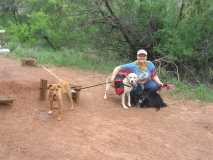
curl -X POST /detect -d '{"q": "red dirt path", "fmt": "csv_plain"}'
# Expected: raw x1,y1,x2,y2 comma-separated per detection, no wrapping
0,55,213,160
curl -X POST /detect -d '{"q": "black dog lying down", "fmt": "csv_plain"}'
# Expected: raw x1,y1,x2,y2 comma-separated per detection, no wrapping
131,89,167,110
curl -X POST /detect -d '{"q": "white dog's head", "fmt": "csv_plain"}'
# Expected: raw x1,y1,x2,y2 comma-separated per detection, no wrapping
126,73,138,86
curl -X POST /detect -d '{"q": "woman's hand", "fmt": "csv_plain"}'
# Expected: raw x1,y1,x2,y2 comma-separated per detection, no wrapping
159,82,164,87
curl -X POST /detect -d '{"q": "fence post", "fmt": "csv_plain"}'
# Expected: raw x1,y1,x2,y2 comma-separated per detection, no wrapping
40,79,48,100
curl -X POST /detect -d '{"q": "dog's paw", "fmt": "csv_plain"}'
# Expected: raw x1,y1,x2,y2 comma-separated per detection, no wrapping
104,95,108,99
69,106,74,110
48,110,53,114
122,105,129,109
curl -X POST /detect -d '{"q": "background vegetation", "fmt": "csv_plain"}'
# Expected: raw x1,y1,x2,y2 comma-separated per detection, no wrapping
0,0,213,101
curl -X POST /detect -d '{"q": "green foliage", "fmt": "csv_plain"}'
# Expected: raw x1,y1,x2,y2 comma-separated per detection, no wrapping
7,24,31,43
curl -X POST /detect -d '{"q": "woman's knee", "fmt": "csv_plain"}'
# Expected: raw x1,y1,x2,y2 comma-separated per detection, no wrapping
144,80,160,91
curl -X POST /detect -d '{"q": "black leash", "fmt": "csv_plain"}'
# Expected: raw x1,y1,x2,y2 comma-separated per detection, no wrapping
71,81,112,90
71,81,132,91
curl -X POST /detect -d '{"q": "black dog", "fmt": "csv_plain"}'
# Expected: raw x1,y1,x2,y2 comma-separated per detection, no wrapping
131,88,167,111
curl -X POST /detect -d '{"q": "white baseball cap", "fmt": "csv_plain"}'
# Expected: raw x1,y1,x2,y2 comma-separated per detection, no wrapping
137,49,148,55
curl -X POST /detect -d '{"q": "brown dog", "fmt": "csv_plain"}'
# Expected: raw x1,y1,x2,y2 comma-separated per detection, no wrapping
47,80,74,121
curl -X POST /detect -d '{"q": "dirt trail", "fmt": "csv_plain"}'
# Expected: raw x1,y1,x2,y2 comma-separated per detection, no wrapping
0,55,213,160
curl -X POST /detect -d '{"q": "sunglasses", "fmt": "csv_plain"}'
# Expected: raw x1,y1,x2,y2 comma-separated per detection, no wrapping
137,54,147,57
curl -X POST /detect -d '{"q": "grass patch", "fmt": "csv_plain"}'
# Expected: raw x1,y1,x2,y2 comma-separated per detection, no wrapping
8,45,119,73
164,79,213,102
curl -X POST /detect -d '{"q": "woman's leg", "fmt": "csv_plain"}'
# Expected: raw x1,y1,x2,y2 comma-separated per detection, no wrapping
144,80,160,91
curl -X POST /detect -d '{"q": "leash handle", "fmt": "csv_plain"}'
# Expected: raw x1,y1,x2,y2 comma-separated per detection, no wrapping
161,83,176,90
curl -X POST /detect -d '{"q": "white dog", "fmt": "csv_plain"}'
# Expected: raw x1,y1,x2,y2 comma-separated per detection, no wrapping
104,72,138,109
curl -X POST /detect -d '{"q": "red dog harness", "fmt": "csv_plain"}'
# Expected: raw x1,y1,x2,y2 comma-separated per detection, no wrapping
114,69,132,95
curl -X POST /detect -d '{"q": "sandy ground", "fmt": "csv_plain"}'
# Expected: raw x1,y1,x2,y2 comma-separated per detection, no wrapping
0,55,213,160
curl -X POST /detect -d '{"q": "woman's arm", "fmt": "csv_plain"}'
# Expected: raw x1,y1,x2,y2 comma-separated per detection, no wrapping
152,74,163,86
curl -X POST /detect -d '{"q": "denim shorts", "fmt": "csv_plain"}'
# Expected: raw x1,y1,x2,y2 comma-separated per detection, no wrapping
132,80,160,96
144,80,160,91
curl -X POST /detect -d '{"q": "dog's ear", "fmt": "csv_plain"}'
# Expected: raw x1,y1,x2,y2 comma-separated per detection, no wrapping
47,84,52,89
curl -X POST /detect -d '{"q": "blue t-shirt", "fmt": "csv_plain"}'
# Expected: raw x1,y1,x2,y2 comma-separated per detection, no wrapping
121,60,156,80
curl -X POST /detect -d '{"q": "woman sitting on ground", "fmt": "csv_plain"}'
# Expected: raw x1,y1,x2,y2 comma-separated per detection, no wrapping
111,49,163,97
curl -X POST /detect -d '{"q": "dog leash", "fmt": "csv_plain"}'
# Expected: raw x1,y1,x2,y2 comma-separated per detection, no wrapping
71,81,132,91
41,65,174,91
72,81,112,90
40,66,128,90
40,65,62,82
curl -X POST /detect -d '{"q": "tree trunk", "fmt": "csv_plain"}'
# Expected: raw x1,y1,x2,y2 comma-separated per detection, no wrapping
102,0,138,56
